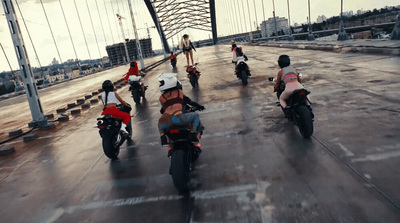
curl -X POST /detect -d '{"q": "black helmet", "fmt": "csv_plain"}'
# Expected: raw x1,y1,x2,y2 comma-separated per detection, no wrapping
183,34,189,38
102,80,114,92
235,47,243,56
278,55,290,68
130,62,135,67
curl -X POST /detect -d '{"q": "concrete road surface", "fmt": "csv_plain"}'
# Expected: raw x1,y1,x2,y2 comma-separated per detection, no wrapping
1,45,399,222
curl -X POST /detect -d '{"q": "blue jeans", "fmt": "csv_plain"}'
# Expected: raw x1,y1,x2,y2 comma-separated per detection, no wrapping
159,112,203,134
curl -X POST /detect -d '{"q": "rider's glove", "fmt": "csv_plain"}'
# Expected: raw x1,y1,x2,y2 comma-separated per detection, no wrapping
160,135,168,145
197,105,205,111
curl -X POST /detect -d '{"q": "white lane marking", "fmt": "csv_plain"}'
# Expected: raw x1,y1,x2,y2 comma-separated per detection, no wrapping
60,184,258,215
352,151,400,162
45,208,65,223
336,143,354,156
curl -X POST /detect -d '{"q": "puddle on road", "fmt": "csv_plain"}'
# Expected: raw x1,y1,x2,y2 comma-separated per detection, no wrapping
367,80,384,83
340,68,358,72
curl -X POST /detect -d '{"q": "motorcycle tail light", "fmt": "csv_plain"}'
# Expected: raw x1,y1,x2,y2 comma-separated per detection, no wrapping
98,125,105,129
299,90,306,95
170,129,179,134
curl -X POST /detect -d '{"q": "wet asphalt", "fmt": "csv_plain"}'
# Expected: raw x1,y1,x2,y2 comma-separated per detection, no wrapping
0,45,400,223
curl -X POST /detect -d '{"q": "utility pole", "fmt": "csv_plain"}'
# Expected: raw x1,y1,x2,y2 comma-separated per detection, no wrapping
127,0,145,70
307,0,315,41
272,0,278,37
337,0,349,41
117,14,130,63
2,0,53,128
287,0,294,41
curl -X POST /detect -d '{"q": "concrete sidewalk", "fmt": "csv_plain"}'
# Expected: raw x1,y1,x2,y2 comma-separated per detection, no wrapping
247,39,400,56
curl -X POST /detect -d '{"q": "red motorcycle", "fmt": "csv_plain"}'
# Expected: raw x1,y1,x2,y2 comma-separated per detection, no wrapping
186,64,201,88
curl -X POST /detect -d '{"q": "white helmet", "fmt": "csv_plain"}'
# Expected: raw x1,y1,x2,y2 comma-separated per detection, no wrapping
158,73,179,92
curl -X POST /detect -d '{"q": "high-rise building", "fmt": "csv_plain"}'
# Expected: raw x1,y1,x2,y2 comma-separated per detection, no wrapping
106,38,153,66
317,15,327,23
260,17,289,38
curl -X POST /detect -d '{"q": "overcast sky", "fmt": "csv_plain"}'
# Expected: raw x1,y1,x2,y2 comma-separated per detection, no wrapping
1,0,399,72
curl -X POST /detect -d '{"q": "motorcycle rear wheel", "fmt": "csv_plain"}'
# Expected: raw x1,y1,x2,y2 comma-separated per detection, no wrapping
102,135,120,159
296,106,314,138
132,89,140,104
190,73,197,88
241,70,248,86
170,147,191,194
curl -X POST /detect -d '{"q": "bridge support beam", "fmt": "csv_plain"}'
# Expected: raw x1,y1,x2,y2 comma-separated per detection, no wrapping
391,13,400,40
210,0,217,45
144,0,170,53
2,0,53,129
337,19,349,41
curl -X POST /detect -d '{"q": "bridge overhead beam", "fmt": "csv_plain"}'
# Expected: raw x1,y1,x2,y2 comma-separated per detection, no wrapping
210,0,217,44
149,0,216,46
144,0,170,53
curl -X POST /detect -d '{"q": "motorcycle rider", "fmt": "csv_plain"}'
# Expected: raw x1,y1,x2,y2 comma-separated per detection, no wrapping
273,55,311,117
124,61,146,92
170,52,177,63
101,80,131,136
158,73,205,149
233,46,250,76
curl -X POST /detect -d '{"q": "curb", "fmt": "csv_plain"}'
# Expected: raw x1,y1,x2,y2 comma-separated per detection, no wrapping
67,103,76,109
45,113,54,119
71,109,81,115
23,134,38,142
56,108,66,114
9,129,23,137
76,99,85,105
0,147,15,155
90,99,99,104
58,114,69,122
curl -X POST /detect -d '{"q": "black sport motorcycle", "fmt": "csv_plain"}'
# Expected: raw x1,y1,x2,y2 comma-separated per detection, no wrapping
128,76,145,104
161,105,204,194
171,58,176,68
186,64,200,88
235,56,250,86
97,104,132,159
272,76,314,138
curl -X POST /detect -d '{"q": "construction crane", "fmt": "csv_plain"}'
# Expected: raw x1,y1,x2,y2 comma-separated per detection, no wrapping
116,13,130,63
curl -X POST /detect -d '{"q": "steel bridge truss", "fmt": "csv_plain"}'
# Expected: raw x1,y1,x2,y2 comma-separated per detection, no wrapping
153,0,212,39
144,0,217,53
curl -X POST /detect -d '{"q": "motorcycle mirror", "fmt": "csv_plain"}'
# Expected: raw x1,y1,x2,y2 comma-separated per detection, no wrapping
298,73,303,77
268,77,275,82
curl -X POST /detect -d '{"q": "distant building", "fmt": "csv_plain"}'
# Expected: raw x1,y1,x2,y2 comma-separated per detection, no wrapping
51,58,59,66
260,17,289,38
106,38,153,66
317,15,327,23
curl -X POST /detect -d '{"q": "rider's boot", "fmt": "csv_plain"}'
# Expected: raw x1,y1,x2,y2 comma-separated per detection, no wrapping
120,123,130,139
284,106,292,118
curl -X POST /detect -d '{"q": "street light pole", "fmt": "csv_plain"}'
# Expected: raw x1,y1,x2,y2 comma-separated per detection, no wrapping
337,0,349,41
117,14,130,63
287,0,294,41
307,0,315,41
272,0,278,37
2,0,53,128
128,0,145,70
